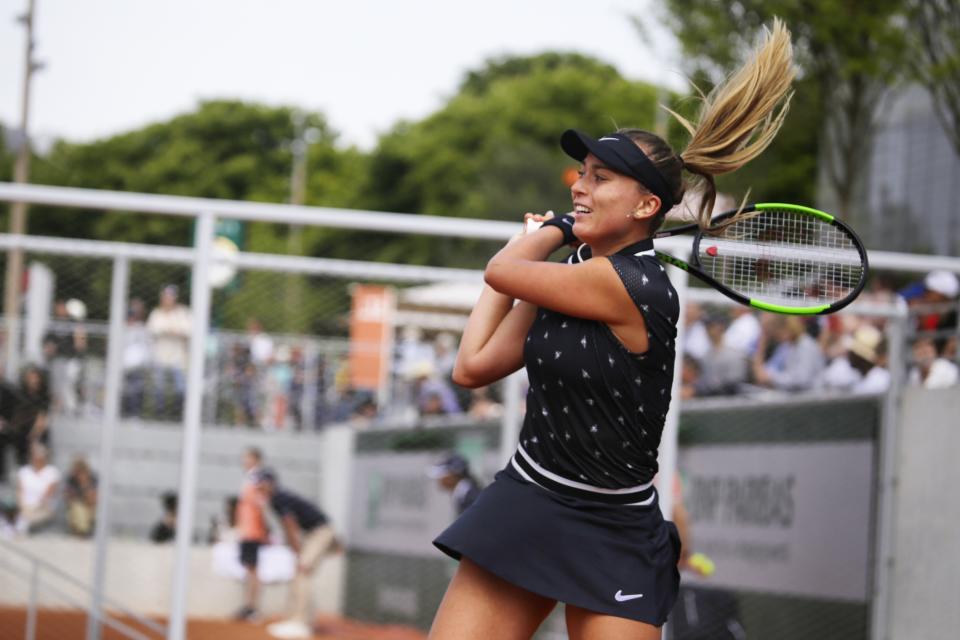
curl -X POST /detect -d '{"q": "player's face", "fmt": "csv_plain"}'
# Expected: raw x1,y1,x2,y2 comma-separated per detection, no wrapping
570,154,653,248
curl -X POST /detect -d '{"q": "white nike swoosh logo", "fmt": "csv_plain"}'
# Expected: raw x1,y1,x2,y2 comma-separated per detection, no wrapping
614,590,644,602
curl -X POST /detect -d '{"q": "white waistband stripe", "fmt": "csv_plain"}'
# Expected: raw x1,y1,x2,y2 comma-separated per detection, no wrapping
516,445,655,495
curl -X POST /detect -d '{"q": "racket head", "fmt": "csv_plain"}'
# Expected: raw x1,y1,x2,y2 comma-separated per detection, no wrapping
689,203,869,315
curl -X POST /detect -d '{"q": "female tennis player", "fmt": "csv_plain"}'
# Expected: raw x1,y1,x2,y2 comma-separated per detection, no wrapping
431,20,795,640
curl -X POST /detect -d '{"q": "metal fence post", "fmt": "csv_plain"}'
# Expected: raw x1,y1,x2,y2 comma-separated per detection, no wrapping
167,211,215,640
870,300,909,640
25,560,38,640
87,255,129,640
659,250,690,523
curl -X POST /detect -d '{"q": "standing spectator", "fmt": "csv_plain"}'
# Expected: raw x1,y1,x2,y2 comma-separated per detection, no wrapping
65,456,98,537
149,491,178,543
9,365,51,467
908,336,959,389
752,316,825,392
227,342,258,428
15,443,60,535
696,311,748,396
433,333,458,379
256,469,340,640
121,298,152,418
234,447,269,621
263,346,293,431
45,298,88,415
0,378,20,483
287,346,306,431
147,285,191,419
247,318,275,368
427,453,482,516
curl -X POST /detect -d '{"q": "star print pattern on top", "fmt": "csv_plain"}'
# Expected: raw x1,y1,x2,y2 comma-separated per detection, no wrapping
518,248,679,489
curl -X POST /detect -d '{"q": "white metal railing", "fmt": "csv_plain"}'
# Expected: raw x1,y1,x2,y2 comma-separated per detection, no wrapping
0,538,166,640
2,182,958,640
4,182,960,274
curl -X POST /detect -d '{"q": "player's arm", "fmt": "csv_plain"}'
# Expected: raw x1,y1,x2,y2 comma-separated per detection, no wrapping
485,227,644,329
452,222,554,389
452,282,537,388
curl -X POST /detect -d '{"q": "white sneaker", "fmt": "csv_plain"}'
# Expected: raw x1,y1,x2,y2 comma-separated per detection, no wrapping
267,619,311,639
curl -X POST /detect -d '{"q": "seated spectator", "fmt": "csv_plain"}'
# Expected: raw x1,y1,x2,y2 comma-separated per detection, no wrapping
908,336,959,389
412,363,462,416
901,270,959,333
846,325,891,394
208,495,239,545
149,491,178,543
683,303,710,363
724,307,761,356
467,386,503,421
695,310,748,396
15,443,61,535
65,456,98,537
752,316,824,392
680,355,701,400
821,329,862,392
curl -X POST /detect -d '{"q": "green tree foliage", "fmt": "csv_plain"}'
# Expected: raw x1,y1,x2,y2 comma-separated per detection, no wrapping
356,52,677,267
32,100,365,246
647,1,907,218
21,101,368,334
906,0,960,155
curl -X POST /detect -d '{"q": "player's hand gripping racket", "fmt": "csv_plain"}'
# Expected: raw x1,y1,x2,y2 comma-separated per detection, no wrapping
533,203,869,315
652,203,868,315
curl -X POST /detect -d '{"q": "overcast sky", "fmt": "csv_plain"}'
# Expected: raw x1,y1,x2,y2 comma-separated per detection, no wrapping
0,0,683,150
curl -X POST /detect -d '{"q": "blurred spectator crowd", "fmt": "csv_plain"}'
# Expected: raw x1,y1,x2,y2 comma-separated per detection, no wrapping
0,271,956,542
0,270,956,446
681,270,959,399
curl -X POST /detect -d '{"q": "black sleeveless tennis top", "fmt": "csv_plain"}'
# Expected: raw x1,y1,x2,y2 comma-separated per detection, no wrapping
517,239,679,488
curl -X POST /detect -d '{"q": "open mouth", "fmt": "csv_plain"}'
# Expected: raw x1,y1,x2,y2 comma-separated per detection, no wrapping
573,204,592,218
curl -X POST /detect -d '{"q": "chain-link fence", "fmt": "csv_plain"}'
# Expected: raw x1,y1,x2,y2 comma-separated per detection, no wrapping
1,183,958,640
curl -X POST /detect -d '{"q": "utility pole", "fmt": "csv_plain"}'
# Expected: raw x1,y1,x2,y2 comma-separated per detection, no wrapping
285,112,319,330
3,0,43,380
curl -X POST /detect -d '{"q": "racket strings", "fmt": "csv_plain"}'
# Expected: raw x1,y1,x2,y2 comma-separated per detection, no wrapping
698,209,863,307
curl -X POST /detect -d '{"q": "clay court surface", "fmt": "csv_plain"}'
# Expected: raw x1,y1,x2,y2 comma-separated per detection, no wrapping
0,607,427,640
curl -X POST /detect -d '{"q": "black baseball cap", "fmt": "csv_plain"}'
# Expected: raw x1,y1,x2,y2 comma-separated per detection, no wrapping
426,453,469,479
560,129,675,213
252,467,278,485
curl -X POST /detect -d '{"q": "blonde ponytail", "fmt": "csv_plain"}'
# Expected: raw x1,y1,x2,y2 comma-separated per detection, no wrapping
667,18,796,230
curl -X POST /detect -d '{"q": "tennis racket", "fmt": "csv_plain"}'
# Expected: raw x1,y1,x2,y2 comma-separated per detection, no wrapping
649,203,868,315
535,203,868,315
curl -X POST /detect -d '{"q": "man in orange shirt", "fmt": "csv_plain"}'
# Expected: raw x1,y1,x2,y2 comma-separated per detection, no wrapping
234,446,269,621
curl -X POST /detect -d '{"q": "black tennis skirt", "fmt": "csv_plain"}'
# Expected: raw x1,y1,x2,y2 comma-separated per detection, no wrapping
433,457,681,626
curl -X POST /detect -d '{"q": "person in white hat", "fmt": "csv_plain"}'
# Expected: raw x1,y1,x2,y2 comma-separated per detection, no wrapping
845,325,891,394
